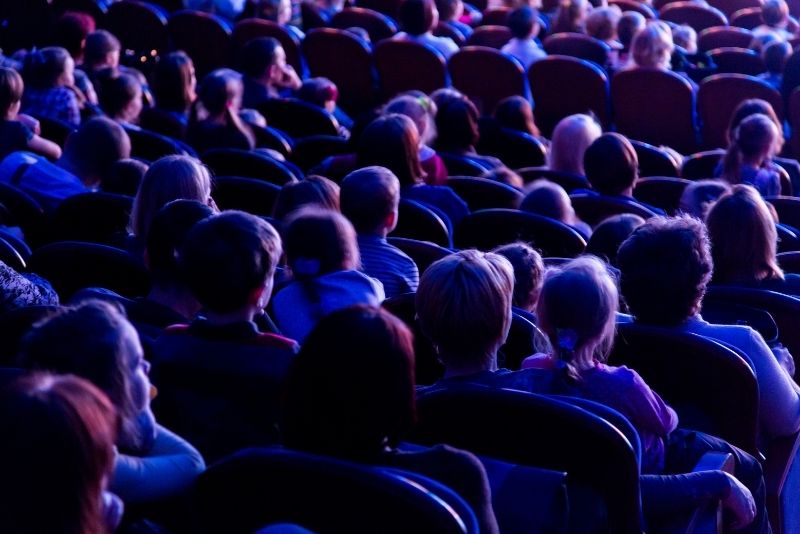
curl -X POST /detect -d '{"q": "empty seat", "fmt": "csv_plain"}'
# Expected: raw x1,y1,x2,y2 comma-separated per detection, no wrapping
659,1,728,32
698,26,754,52
168,10,232,76
465,25,512,49
107,1,169,57
330,7,398,42
374,40,449,100
448,47,527,115
232,18,303,73
446,177,523,211
202,149,300,185
730,7,763,29
542,32,611,68
708,47,766,76
257,98,340,138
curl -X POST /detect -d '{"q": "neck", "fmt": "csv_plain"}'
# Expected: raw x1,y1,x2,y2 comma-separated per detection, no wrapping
146,285,201,320
203,306,258,326
441,351,498,379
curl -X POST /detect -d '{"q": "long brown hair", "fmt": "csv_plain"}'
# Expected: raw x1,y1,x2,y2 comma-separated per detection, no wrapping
721,113,779,185
357,114,425,187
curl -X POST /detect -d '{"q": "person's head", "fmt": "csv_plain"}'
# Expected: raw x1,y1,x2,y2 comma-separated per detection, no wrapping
585,213,645,266
153,51,196,113
482,166,524,189
130,155,213,237
679,179,731,220
722,113,780,184
180,210,283,314
583,132,638,196
707,184,782,284
341,166,401,236
417,250,514,371
22,46,75,89
537,256,618,374
272,175,341,221
617,215,713,325
145,199,215,289
631,20,674,70
750,30,780,55
762,0,790,28
53,11,96,60
494,95,539,137
508,6,540,40
258,0,293,24
435,0,464,22
84,30,121,70
240,37,284,83
548,113,602,176
197,68,244,115
63,117,131,186
618,11,646,50
433,92,480,154
104,158,149,197
297,77,339,113
358,114,425,187
284,207,360,279
586,6,621,43
0,67,24,120
726,98,784,147
98,71,143,123
399,0,439,36
553,0,589,33
672,24,697,54
492,242,545,312
520,180,578,225
282,305,416,459
0,373,117,534
763,40,791,75
18,300,150,444
385,94,437,148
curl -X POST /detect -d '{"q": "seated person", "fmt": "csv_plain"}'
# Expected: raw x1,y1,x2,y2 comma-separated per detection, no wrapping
0,67,61,160
96,71,144,127
81,30,121,86
0,260,59,314
584,213,645,267
547,113,601,177
186,0,246,20
187,69,256,154
240,37,301,109
435,0,473,39
501,7,546,69
678,179,730,219
395,0,459,59
615,11,645,68
21,47,82,126
384,93,447,185
671,24,714,74
759,40,792,91
272,174,340,222
0,117,130,211
341,166,420,298
145,51,196,139
297,77,352,135
521,180,592,238
492,242,544,322
52,12,98,106
753,0,795,41
152,211,297,462
718,114,782,197
494,95,542,138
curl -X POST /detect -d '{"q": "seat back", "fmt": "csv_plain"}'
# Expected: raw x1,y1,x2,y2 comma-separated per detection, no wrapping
356,0,405,19
52,192,133,246
139,108,186,140
465,25,512,49
611,68,698,154
437,152,490,177
454,208,587,257
168,10,232,76
414,387,644,534
212,176,281,217
449,47,527,115
570,193,658,226
195,447,478,534
708,47,766,76
730,7,763,29
542,32,611,68
611,323,760,454
125,126,194,161
0,235,25,272
698,26,754,52
381,292,444,385
659,1,728,31
515,167,591,192
435,21,467,46
698,74,783,149
386,237,451,275
476,121,547,169
481,7,512,25
633,177,691,215
290,135,351,172
446,177,523,211
0,305,61,366
107,1,169,57
232,18,303,73
257,98,339,138
766,196,800,231
608,0,657,18
374,40,449,100
51,0,107,22
390,199,451,247
707,0,761,17
630,139,681,177
202,149,299,185
681,149,725,180
0,183,46,246
788,88,800,158
331,7,398,41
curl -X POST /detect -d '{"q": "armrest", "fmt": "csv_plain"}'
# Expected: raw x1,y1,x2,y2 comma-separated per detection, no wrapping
764,430,800,534
693,452,735,475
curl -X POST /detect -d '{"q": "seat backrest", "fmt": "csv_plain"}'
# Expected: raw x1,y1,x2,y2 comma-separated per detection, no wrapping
570,193,658,226
300,0,328,30
475,120,547,169
0,305,61,366
290,135,351,172
434,21,467,46
0,183,46,245
481,7,512,25
515,167,591,192
413,387,644,534
766,196,800,233
465,25,512,49
139,108,186,141
528,55,611,136
232,18,303,73
374,40,448,101
437,152,491,177
608,0,657,18
707,0,761,17
659,1,728,31
454,208,587,257
125,126,194,161
730,7,763,29
633,177,691,215
331,7,398,42
391,198,451,247
107,1,169,57
707,47,766,76
681,149,725,180
542,32,611,68
52,0,107,22
386,237,452,274
212,176,281,217
446,176,523,211
52,192,133,246
698,74,783,149
448,47,527,115
611,68,698,154
257,98,340,138
196,447,478,534
302,28,377,114
168,10,232,76
0,235,25,272
630,139,681,177
202,148,300,185
356,0,405,19
778,250,800,274
698,26,754,52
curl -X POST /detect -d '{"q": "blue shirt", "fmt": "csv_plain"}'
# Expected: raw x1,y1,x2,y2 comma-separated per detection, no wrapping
0,151,89,211
357,235,419,298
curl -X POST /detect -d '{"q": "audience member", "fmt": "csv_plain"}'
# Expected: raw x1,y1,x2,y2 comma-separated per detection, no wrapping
616,11,645,67
297,77,352,134
760,40,792,91
52,11,98,105
585,213,645,266
97,71,144,126
492,242,544,320
240,37,301,109
551,0,589,34
186,0,246,20
395,0,459,59
678,179,730,219
494,95,541,138
144,51,196,138
82,30,121,83
103,158,149,197
435,0,473,38
585,6,622,50
628,20,675,71
754,0,795,41
719,113,782,196
188,68,256,153
0,67,61,160
501,7,546,68
520,179,592,238
547,113,601,176
432,89,503,171
482,166,524,188
385,93,447,185
21,47,82,126
272,175,340,221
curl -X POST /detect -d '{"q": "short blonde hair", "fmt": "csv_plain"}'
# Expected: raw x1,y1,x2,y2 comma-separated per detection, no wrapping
631,21,674,70
586,6,621,42
417,250,514,367
548,114,602,176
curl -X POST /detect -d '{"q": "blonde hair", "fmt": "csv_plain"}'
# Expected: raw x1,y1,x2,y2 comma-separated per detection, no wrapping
586,6,621,43
548,114,602,176
130,155,213,237
631,21,674,70
385,94,437,147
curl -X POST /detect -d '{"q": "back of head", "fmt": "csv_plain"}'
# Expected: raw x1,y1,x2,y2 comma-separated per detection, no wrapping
617,215,712,325
417,250,514,368
22,46,72,89
548,113,601,176
672,25,697,54
341,166,401,235
146,199,215,287
520,180,573,223
764,40,792,75
273,175,341,221
436,0,462,21
240,37,281,80
618,11,645,50
586,6,621,42
97,71,141,119
196,68,243,115
0,67,24,117
583,132,638,195
180,210,282,314
284,207,360,278
131,155,212,237
0,373,116,534
399,0,437,36
84,30,120,69
585,213,645,266
297,77,338,108
385,94,435,147
726,98,783,146
358,114,424,187
631,20,674,69
537,256,618,373
553,0,588,33
104,158,149,197
53,11,96,59
763,0,789,26
64,117,131,186
434,93,480,153
282,305,416,460
706,184,782,284
494,95,538,137
508,6,537,39
678,179,731,219
153,51,196,113
723,113,779,182
492,242,545,311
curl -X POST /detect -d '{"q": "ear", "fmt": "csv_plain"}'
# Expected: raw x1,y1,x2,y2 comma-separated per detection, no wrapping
248,285,265,308
385,210,398,233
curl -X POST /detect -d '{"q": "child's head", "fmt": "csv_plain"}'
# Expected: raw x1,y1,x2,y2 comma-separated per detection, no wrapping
104,158,149,197
341,166,401,236
725,113,780,174
482,166,524,189
726,98,784,148
679,179,731,220
197,68,244,115
399,0,439,36
180,211,283,314
672,24,697,54
762,0,790,28
63,117,131,186
385,94,437,147
435,0,464,23
492,242,545,312
272,175,341,221
22,47,75,89
554,0,590,33
763,40,792,75
53,11,96,60
586,6,621,43
284,207,360,278
98,71,143,123
358,114,425,187
240,37,284,82
494,95,539,137
154,51,196,113
548,113,602,176
537,256,618,373
617,11,646,51
520,180,578,224
297,77,339,113
84,30,121,70
433,91,480,153
585,213,645,266
258,0,293,24
631,20,674,70
508,6,540,40
0,67,24,119
584,132,639,196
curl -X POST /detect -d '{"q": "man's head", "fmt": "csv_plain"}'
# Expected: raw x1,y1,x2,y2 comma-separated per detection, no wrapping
240,37,285,85
63,117,131,186
583,132,638,196
341,166,401,236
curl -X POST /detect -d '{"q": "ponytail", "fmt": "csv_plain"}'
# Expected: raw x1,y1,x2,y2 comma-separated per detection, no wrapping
721,137,744,185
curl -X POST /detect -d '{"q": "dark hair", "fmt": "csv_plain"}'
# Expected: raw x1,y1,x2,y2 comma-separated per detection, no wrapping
399,0,438,36
104,158,149,196
84,30,120,69
273,175,341,221
493,242,545,311
494,95,540,137
297,77,339,108
721,114,779,186
341,166,400,234
191,68,255,149
358,114,425,187
435,0,462,21
508,6,538,39
583,132,638,195
520,180,573,223
585,213,646,267
617,215,712,325
282,305,416,460
180,211,282,313
284,207,360,278
154,51,196,113
146,199,215,286
618,11,645,49
53,12,96,59
434,93,480,153
726,98,784,145
0,373,116,534
0,67,24,116
240,37,281,79
22,47,72,89
97,70,141,119
764,40,791,75
65,117,131,184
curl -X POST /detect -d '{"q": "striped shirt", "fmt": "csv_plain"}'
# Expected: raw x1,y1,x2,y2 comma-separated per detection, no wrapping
358,235,419,298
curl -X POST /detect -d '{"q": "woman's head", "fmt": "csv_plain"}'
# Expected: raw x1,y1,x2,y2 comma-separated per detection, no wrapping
707,184,782,284
272,175,341,221
399,0,439,36
584,132,639,196
492,242,545,312
284,207,360,278
586,6,621,43
197,68,244,116
98,71,143,123
131,155,213,237
726,99,784,150
0,67,24,119
258,0,293,24
723,113,780,183
358,114,425,187
433,91,481,154
553,0,589,33
618,11,645,50
385,94,437,147
0,373,117,534
494,95,539,137
631,20,674,70
417,250,514,370
22,47,75,89
154,51,196,113
282,305,416,459
548,114,602,175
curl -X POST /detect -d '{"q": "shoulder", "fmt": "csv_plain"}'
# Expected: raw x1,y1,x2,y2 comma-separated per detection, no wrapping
521,353,556,369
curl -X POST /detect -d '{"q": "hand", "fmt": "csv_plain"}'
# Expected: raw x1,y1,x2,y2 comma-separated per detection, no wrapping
723,473,756,531
773,344,796,377
17,114,40,135
279,65,301,91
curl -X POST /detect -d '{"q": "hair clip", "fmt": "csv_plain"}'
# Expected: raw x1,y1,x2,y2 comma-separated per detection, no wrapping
556,328,578,351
